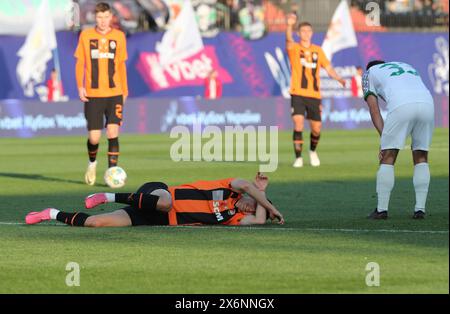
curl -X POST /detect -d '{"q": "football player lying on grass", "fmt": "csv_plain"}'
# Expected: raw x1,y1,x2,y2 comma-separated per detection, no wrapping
25,173,284,227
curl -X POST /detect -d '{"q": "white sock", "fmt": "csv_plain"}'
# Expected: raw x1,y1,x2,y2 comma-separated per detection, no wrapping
49,208,60,220
376,164,395,212
105,193,115,203
413,163,430,212
89,160,97,166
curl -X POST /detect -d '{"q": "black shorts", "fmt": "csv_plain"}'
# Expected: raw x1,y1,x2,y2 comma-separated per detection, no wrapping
84,95,123,131
122,182,170,226
291,95,322,121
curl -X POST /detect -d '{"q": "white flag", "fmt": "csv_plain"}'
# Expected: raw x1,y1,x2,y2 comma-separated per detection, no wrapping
156,0,203,67
16,0,57,97
321,0,358,61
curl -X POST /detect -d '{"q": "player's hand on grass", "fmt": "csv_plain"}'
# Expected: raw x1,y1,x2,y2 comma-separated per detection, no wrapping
287,13,297,26
78,87,89,102
265,203,284,224
253,172,269,191
270,208,285,225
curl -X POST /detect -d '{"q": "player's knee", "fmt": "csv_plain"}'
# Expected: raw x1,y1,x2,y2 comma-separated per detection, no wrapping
413,150,428,164
380,157,395,165
293,122,304,131
310,126,321,136
311,130,321,137
152,189,172,212
380,149,398,165
106,126,119,138
107,131,118,139
88,137,100,145
158,199,172,212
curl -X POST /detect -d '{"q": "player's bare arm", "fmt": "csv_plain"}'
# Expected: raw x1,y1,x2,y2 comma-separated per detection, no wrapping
238,173,273,225
365,94,384,136
119,60,128,103
118,32,128,103
239,195,269,225
325,64,346,87
286,13,297,45
75,45,88,102
231,177,284,224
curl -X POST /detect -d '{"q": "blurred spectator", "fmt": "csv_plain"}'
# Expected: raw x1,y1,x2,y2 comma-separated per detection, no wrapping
351,66,364,98
386,0,413,13
218,0,241,29
204,69,222,99
136,0,170,31
46,69,64,102
263,0,299,32
238,0,266,40
74,0,448,32
111,1,138,30
352,0,447,28
194,0,220,38
79,0,140,33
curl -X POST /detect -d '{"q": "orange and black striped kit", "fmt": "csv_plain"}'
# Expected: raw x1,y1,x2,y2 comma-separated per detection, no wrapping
287,43,330,99
168,178,246,226
74,28,128,98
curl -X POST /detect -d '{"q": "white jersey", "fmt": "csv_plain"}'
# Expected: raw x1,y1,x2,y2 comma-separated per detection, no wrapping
362,61,433,113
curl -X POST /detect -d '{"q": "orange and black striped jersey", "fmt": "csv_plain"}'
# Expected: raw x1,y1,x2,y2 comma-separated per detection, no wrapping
167,178,246,226
74,28,128,98
287,42,330,99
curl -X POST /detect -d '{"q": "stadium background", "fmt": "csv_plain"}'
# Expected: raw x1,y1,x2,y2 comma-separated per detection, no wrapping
0,0,448,137
0,0,448,294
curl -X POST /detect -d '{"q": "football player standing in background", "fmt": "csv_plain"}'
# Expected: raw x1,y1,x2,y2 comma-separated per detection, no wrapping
286,13,345,168
363,60,434,220
75,2,128,185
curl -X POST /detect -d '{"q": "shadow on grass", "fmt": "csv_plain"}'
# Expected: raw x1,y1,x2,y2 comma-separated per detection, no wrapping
0,172,108,187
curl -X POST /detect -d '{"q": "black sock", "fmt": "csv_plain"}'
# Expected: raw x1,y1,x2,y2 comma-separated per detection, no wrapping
293,131,303,158
56,212,90,227
310,133,321,151
87,140,99,162
115,193,159,211
108,137,119,168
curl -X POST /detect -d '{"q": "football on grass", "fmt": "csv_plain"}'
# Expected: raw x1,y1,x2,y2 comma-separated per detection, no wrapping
104,166,127,188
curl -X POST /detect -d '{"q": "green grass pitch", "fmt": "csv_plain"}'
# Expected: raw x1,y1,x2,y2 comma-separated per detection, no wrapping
0,128,448,293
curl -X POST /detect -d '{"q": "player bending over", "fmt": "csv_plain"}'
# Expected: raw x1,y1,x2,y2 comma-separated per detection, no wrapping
363,60,434,220
25,173,284,227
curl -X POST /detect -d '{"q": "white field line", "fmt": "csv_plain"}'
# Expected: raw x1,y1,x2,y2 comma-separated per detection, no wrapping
0,221,448,234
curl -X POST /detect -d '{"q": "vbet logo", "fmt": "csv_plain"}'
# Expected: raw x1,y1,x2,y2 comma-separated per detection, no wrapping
137,46,233,91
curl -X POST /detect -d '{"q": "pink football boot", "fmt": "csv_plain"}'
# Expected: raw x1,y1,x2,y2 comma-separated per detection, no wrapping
25,208,52,225
85,193,108,209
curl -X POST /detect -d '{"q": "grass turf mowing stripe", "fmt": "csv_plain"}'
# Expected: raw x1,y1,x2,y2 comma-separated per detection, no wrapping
2,222,447,234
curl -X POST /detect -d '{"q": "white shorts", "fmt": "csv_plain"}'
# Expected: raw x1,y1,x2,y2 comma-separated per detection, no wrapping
381,102,434,151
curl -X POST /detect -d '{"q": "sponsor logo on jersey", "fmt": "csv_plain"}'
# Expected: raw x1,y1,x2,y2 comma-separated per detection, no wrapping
212,201,224,221
91,50,115,59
